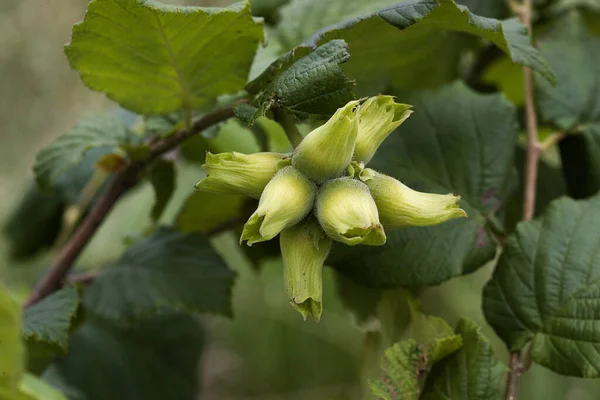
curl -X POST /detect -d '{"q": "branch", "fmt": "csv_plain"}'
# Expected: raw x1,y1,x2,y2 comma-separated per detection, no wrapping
23,105,237,308
506,352,524,400
66,270,99,286
506,0,537,398
540,130,567,152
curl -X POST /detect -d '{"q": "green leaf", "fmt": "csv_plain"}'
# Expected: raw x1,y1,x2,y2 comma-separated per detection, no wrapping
0,287,37,400
181,118,263,163
483,194,600,377
3,184,64,261
84,227,236,323
535,13,600,197
330,82,517,287
370,309,462,400
19,374,67,400
65,0,262,114
33,114,131,190
424,318,506,400
54,313,204,400
536,13,599,129
176,191,246,234
454,0,508,18
148,159,176,222
370,340,427,400
0,286,24,390
245,39,356,123
482,56,525,106
277,0,508,51
22,286,80,352
276,0,399,49
278,0,554,94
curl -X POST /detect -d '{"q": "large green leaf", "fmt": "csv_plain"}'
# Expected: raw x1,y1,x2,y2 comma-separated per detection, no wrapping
277,0,553,94
0,287,36,400
19,374,67,400
33,114,131,190
84,227,235,324
242,39,355,123
483,194,600,377
424,318,506,400
276,0,400,49
22,286,80,352
535,13,600,197
454,0,508,18
0,286,24,390
54,314,204,400
330,82,517,287
536,12,599,129
65,0,262,114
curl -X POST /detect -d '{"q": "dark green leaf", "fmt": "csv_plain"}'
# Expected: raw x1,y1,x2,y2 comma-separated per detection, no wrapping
455,0,508,18
65,0,263,114
246,39,355,123
276,0,399,49
246,45,311,95
330,82,517,287
424,318,506,400
536,13,599,129
3,184,64,261
278,0,554,94
84,227,236,324
148,159,176,222
483,194,600,377
22,286,80,352
54,314,204,400
535,13,600,197
33,114,131,191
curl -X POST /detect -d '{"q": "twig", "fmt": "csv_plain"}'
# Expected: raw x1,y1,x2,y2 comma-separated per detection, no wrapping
519,0,539,222
540,130,567,152
23,105,238,308
54,170,109,249
506,352,524,400
506,0,537,398
66,270,99,286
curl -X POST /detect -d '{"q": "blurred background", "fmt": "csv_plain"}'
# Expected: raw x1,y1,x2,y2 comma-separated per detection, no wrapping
1,0,600,399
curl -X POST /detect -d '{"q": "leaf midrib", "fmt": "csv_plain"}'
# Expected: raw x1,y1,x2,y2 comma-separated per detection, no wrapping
152,13,191,112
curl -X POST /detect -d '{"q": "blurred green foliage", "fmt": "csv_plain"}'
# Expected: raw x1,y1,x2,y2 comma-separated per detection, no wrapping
2,0,600,399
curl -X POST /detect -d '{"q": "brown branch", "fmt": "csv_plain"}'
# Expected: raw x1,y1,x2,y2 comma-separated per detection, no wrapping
506,0,537,398
506,352,524,400
23,105,237,308
522,64,541,221
66,270,99,286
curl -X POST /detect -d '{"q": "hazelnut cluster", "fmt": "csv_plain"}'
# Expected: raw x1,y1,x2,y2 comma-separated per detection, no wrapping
196,96,466,321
